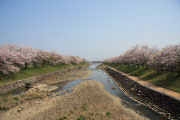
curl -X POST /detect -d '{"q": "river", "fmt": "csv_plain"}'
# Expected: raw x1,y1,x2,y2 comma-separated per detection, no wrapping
2,63,166,120
53,63,166,120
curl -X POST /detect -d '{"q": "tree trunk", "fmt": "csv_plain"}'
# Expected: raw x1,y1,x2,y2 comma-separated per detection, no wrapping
42,59,46,67
25,62,28,69
170,66,173,72
33,62,38,68
145,65,148,69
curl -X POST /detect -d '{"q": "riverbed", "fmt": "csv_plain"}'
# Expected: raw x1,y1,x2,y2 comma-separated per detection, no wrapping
53,63,165,120
0,63,166,120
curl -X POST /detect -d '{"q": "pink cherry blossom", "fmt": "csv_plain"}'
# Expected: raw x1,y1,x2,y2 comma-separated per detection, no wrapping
0,45,87,75
104,44,180,71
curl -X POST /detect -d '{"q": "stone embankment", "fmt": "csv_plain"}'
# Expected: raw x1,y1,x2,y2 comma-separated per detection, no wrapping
104,66,180,120
0,66,84,95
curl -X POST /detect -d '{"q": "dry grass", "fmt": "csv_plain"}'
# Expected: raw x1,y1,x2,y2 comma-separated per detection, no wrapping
1,80,147,120
0,92,47,110
38,69,92,85
0,67,92,112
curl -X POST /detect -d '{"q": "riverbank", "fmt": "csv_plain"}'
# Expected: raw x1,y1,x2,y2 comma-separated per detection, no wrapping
0,67,92,110
105,63,180,93
0,80,147,120
102,64,180,119
0,63,89,84
0,63,90,95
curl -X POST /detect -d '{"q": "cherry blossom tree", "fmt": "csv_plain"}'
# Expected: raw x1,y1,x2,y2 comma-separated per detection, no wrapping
160,45,180,71
103,44,180,72
0,45,21,74
0,45,87,75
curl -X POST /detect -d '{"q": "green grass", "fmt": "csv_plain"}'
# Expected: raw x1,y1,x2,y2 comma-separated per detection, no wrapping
0,63,89,84
77,116,86,120
106,112,112,117
1,97,8,103
70,110,74,114
59,116,67,120
81,103,88,111
106,63,180,93
13,97,19,101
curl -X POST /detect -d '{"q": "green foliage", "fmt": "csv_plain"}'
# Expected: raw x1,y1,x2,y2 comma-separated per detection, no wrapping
77,116,86,120
106,112,111,117
82,103,88,111
1,97,8,103
13,97,19,101
107,64,180,93
0,63,88,84
89,113,94,116
70,110,74,114
105,63,120,68
59,116,67,120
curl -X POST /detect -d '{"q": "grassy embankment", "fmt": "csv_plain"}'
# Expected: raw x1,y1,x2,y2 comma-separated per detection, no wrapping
0,63,89,84
0,63,90,110
105,63,180,93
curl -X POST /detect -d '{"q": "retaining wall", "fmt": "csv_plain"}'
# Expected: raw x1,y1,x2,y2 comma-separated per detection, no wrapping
105,67,180,119
0,67,81,95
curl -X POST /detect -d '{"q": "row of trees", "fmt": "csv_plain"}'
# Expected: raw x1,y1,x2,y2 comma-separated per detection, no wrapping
0,45,87,75
104,44,180,71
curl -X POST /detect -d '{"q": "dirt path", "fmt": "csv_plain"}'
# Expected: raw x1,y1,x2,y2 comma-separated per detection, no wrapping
0,80,147,120
104,65,180,99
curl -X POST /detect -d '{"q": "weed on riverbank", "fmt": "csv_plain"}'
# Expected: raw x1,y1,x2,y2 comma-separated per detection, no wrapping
105,63,180,93
0,92,47,110
0,63,89,84
1,80,147,120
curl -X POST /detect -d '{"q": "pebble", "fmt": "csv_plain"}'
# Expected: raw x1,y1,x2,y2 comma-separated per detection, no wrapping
136,111,141,114
107,80,111,82
111,86,117,90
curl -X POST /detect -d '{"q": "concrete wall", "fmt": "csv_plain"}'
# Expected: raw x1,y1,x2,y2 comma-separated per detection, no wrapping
105,67,180,119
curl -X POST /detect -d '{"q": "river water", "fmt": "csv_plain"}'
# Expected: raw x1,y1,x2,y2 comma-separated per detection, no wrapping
53,63,166,120
3,63,166,120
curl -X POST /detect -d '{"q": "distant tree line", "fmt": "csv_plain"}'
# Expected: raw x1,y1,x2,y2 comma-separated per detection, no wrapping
0,45,87,75
104,44,180,72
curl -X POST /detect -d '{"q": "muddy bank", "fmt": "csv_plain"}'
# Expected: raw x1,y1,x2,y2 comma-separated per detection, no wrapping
0,68,91,110
0,80,147,120
0,65,90,95
0,63,167,120
103,65,180,119
38,69,92,85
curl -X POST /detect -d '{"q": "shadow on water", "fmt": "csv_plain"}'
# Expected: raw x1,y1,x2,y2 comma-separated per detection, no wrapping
53,63,166,120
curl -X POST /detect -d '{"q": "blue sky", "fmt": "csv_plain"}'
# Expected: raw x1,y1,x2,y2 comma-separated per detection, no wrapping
0,0,180,61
